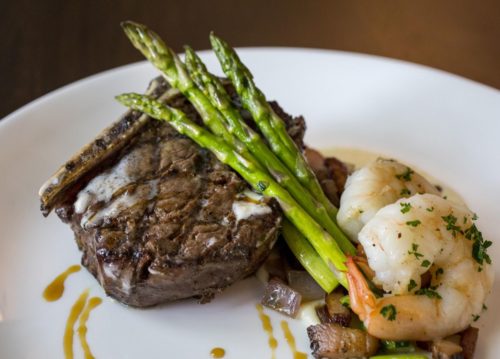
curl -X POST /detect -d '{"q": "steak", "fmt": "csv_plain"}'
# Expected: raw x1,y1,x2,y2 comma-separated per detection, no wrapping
39,76,307,307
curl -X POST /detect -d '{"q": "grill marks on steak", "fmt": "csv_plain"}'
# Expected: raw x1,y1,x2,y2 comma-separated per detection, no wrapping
48,77,307,307
66,120,280,306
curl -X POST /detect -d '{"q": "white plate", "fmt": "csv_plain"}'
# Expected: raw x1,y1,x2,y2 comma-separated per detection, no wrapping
1,48,499,359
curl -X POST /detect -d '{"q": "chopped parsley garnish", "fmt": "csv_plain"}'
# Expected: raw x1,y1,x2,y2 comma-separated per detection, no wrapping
421,259,431,268
465,223,492,266
358,209,364,214
472,314,480,322
474,238,492,265
483,304,488,311
400,188,411,196
406,220,421,227
380,304,397,321
426,207,434,212
407,279,417,292
256,181,268,192
415,288,442,299
435,267,444,277
408,243,424,259
400,202,412,214
472,213,479,221
441,214,461,237
443,195,448,200
396,167,414,182
381,340,411,351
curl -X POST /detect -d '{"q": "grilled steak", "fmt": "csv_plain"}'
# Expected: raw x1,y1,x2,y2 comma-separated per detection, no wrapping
39,76,307,307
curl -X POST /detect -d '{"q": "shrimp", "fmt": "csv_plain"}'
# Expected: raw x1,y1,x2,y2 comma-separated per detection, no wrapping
347,194,494,340
337,158,440,242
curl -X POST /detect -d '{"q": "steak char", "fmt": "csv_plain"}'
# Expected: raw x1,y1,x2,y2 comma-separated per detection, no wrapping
40,77,307,307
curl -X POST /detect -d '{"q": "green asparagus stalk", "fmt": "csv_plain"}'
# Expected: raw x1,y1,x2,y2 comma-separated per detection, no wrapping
209,33,341,222
184,46,355,255
121,21,262,171
116,93,349,288
121,21,354,255
282,219,338,292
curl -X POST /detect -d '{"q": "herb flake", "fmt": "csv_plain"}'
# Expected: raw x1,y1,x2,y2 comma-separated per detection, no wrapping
421,259,431,268
256,181,268,192
406,220,421,227
407,279,417,292
408,243,424,260
396,167,414,182
400,202,412,214
441,214,461,237
400,188,411,196
415,288,442,299
465,224,492,265
380,304,397,321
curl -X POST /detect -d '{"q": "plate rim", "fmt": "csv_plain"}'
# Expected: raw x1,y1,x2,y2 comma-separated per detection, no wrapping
2,46,499,130
1,46,499,358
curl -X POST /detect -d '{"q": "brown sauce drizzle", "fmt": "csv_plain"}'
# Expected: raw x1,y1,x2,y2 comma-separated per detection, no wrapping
78,297,103,359
280,320,307,359
256,304,278,359
210,347,226,358
43,265,81,302
64,289,89,359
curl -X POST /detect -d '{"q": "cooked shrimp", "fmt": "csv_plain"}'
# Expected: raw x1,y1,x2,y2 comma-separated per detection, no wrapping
347,194,493,340
337,158,439,242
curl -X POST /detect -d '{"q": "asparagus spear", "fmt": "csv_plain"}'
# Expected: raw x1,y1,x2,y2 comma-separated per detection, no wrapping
121,21,353,254
209,33,353,251
282,219,338,292
116,93,349,288
121,21,261,170
184,46,355,255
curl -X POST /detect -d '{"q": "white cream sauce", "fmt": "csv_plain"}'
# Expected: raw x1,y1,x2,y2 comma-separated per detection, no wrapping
74,150,147,215
232,201,272,221
80,179,158,228
232,190,272,221
297,300,323,327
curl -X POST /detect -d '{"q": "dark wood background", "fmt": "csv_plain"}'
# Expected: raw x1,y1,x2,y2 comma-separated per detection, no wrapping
2,0,499,119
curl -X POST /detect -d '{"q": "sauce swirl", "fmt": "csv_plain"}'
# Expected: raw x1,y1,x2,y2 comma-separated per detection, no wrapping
64,289,89,359
210,347,226,358
43,265,81,302
256,304,278,359
280,320,307,359
78,297,103,359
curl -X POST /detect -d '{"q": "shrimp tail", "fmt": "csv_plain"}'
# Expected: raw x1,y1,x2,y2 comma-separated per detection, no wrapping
346,256,376,322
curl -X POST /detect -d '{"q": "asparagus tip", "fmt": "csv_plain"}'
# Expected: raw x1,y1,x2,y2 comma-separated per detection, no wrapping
115,93,135,107
209,32,221,48
184,45,195,59
116,92,151,110
120,20,133,29
120,20,144,35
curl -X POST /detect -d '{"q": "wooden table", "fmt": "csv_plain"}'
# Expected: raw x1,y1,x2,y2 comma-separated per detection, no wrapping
1,0,499,119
